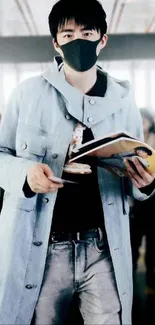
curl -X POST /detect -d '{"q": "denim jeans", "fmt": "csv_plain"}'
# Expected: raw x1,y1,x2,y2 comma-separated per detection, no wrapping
33,233,121,325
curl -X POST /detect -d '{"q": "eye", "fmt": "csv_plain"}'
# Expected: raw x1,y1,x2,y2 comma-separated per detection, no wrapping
83,32,93,37
63,34,73,39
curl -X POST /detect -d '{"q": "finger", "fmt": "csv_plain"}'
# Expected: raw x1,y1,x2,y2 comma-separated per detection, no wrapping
127,170,144,187
35,172,52,188
132,158,153,182
31,176,64,191
128,170,147,187
128,173,141,189
34,172,56,190
49,183,64,190
31,186,50,194
42,164,54,178
124,159,145,184
38,180,63,191
124,158,153,185
32,183,63,193
37,173,64,190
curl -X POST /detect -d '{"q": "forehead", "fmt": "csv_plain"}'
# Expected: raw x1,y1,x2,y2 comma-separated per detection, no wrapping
57,19,97,32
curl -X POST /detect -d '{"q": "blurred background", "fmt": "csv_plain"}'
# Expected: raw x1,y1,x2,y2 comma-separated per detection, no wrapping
0,1,155,324
1,0,155,113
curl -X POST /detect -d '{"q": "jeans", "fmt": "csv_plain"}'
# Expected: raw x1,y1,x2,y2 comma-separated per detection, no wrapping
32,233,121,325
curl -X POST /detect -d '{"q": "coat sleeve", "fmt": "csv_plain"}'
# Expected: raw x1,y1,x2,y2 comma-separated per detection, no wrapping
125,89,155,200
0,86,36,197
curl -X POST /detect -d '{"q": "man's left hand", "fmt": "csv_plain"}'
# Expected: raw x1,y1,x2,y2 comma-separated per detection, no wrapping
124,157,155,189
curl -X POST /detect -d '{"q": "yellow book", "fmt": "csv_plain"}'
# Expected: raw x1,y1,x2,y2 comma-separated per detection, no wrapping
69,131,155,177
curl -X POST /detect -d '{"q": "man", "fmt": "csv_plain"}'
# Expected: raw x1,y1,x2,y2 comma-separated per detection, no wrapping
0,113,4,213
130,109,155,292
0,1,155,324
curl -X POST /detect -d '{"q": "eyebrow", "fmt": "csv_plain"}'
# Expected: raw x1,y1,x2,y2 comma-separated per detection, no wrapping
60,27,94,33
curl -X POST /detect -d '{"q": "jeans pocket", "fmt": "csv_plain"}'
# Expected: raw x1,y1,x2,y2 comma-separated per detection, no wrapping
50,241,70,250
46,244,53,258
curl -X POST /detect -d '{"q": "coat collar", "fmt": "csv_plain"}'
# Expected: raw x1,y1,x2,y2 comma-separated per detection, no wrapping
42,56,131,123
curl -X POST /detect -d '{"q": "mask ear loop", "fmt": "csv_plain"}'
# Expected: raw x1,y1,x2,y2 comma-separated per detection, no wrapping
96,37,102,70
95,36,103,60
53,39,64,71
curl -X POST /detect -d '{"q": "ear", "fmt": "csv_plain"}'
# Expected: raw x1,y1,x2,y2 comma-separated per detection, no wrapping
52,39,63,56
53,38,59,51
100,34,108,48
96,34,108,56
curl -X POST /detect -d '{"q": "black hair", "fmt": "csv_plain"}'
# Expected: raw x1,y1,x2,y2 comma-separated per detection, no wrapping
135,146,152,156
140,108,155,133
48,0,107,41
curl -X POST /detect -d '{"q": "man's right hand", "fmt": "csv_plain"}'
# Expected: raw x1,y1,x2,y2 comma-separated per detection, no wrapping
27,163,63,194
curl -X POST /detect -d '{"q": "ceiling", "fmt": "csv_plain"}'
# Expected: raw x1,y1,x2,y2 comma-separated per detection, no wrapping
0,0,155,37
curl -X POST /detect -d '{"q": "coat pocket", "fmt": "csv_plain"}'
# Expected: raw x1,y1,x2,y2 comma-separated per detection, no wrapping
16,123,47,162
3,192,36,212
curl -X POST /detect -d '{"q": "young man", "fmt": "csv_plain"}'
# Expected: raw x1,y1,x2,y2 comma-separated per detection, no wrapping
130,109,155,292
0,113,4,213
0,1,155,324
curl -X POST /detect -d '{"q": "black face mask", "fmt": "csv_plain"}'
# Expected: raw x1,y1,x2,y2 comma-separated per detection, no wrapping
59,38,101,72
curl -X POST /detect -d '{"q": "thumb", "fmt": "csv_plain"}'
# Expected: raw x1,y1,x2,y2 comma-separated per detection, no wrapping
42,164,54,178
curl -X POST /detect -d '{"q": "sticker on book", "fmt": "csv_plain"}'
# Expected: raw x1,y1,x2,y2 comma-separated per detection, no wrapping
64,123,92,174
68,123,86,158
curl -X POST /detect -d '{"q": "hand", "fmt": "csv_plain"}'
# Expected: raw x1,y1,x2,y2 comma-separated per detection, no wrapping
124,157,155,189
27,163,63,194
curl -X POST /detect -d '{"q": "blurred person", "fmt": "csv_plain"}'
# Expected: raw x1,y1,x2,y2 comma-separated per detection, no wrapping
0,187,4,213
130,108,155,292
142,108,155,147
0,113,4,212
0,1,155,325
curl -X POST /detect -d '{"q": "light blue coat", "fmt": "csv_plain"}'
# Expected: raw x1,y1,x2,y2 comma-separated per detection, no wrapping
0,58,151,325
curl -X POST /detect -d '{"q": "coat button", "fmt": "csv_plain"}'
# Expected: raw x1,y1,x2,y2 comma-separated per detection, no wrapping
87,117,93,123
65,114,71,120
25,284,34,290
52,154,58,159
89,99,96,105
33,241,43,246
21,143,27,150
42,198,49,204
